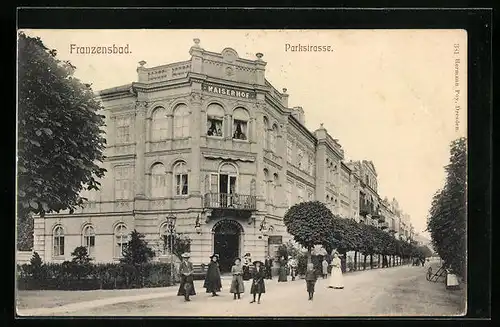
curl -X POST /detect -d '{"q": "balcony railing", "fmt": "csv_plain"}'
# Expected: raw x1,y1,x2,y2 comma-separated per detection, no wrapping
203,193,257,211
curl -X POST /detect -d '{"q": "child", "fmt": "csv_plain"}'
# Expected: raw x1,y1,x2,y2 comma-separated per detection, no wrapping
230,258,245,300
250,260,266,304
305,262,317,300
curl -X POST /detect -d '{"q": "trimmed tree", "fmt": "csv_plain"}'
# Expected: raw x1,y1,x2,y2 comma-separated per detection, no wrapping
427,137,467,277
17,32,106,229
163,233,192,261
121,230,155,266
284,201,334,263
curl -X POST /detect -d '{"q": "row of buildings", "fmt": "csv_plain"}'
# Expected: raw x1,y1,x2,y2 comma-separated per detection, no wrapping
32,39,415,273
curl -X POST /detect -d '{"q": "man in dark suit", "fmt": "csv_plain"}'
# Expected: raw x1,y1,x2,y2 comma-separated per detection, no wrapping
264,255,273,279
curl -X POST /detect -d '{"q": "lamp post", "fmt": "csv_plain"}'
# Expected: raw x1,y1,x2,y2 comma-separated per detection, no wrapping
166,214,177,285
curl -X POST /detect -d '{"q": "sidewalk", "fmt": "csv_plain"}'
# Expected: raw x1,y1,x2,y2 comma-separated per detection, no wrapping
17,265,413,316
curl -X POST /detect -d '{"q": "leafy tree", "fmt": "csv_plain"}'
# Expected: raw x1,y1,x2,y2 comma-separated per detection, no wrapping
30,251,43,268
17,32,107,221
28,252,44,280
162,233,191,261
427,137,466,277
284,201,334,262
121,230,155,266
17,212,34,251
71,246,92,265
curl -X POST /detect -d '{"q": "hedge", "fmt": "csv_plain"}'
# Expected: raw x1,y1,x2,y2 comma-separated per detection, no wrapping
17,261,173,290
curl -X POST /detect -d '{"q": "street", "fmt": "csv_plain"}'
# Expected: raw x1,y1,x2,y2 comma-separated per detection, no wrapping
17,263,465,317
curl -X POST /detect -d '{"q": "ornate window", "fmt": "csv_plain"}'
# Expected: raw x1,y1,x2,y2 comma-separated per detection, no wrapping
151,107,168,141
286,181,293,207
272,173,279,205
115,116,131,144
286,139,293,163
173,161,189,195
297,184,305,204
269,124,278,153
151,163,166,198
263,169,269,202
114,223,128,258
173,104,190,138
114,166,131,200
206,103,224,137
297,147,304,169
53,225,65,257
232,108,249,140
263,117,269,149
82,225,96,256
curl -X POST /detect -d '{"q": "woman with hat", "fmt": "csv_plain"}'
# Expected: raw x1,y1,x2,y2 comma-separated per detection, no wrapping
230,257,245,300
328,250,344,289
177,253,196,301
203,254,222,297
250,260,266,304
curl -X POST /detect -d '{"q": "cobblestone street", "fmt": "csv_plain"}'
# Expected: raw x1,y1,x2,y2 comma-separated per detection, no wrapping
17,264,465,317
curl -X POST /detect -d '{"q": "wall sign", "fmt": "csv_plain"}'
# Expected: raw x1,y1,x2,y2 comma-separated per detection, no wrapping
268,236,283,244
202,83,256,99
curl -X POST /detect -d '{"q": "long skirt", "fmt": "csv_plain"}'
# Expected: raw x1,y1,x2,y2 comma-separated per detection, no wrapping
306,280,316,293
203,276,222,293
250,280,266,294
177,275,196,296
242,266,251,281
230,275,245,294
278,266,287,282
328,266,344,288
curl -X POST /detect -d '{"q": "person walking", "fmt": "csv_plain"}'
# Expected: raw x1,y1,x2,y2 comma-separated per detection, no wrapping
177,253,196,301
230,257,245,300
289,257,298,281
203,254,222,297
328,251,344,289
242,253,252,281
250,260,266,304
322,258,329,279
305,262,318,300
264,255,273,280
278,256,288,282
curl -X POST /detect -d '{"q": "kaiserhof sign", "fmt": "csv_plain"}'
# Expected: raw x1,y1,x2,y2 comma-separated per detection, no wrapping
202,83,257,99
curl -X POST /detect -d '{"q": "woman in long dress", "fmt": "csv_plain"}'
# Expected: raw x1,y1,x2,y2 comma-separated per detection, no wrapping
203,254,222,297
278,256,288,282
230,258,245,300
328,251,344,289
177,253,196,301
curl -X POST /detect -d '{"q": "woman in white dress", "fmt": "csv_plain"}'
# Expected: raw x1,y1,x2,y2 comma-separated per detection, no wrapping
328,251,344,289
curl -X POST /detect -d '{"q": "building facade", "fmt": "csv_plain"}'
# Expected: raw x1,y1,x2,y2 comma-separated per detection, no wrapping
33,39,413,271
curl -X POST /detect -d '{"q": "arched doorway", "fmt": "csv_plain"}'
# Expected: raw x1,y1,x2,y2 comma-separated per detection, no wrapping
213,219,243,273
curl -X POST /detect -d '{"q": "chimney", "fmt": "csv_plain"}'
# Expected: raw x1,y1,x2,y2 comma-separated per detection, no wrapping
292,106,305,125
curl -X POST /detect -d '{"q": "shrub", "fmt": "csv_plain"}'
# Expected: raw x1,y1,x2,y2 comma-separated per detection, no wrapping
16,261,173,290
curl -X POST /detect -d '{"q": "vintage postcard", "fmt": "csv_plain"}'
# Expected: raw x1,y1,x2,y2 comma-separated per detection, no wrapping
16,29,467,317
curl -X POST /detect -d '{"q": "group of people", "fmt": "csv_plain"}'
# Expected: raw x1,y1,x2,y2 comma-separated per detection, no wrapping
176,250,344,303
177,253,266,303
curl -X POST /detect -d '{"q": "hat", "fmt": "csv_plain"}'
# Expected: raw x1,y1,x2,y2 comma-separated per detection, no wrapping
234,257,241,262
181,253,190,258
253,260,263,266
210,254,219,260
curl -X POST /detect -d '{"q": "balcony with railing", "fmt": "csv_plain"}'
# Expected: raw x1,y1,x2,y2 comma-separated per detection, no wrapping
203,193,257,211
359,200,371,217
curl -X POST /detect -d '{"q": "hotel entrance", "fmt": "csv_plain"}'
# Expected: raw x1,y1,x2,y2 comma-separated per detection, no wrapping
213,219,243,273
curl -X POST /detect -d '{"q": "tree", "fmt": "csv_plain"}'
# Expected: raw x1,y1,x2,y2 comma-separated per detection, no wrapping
427,137,466,277
17,32,107,221
71,246,92,265
162,233,191,261
17,212,34,251
284,201,334,263
121,230,155,266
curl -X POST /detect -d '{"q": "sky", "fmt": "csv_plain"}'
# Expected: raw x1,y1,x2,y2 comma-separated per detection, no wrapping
20,29,468,238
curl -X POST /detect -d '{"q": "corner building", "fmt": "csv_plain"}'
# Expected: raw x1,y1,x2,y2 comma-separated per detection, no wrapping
34,39,410,272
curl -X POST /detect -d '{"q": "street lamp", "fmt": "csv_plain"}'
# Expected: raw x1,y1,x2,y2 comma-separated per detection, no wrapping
166,214,177,284
194,214,202,234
